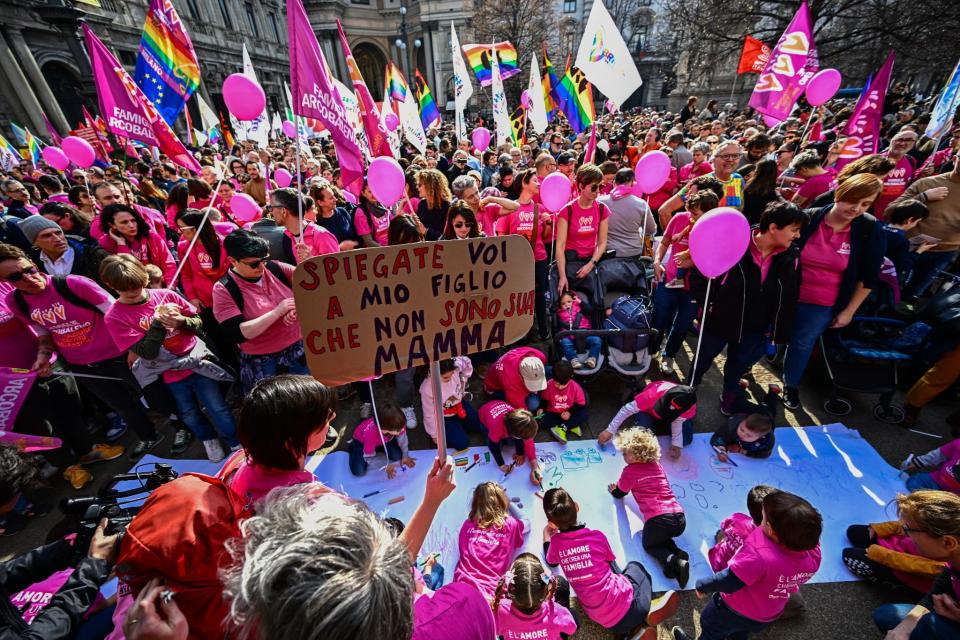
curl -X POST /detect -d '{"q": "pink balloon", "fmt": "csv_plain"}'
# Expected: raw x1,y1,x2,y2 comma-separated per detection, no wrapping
274,168,293,188
688,207,751,278
471,127,491,151
384,113,400,132
222,73,266,120
342,190,358,205
633,151,672,194
762,114,781,128
127,176,140,188
367,156,405,207
230,193,262,223
806,68,842,107
61,136,96,168
539,172,572,212
42,146,69,171
520,90,531,108
282,120,297,138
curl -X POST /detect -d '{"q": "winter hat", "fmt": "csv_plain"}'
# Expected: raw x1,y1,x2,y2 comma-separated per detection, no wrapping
19,215,60,245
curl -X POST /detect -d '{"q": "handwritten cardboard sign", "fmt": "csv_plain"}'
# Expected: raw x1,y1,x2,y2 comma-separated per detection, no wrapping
293,237,535,386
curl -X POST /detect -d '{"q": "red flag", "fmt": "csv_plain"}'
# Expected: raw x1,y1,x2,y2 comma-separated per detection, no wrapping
737,35,772,75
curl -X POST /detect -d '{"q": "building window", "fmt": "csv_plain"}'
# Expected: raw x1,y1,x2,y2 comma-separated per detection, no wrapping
217,0,232,28
118,50,137,68
563,0,576,12
244,3,259,37
184,0,201,19
352,0,371,5
268,12,281,41
634,25,648,53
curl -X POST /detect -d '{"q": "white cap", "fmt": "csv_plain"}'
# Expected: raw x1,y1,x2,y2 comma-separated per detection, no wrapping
519,357,547,392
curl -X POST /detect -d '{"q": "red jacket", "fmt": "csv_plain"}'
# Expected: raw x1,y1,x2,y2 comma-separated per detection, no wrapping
483,346,546,409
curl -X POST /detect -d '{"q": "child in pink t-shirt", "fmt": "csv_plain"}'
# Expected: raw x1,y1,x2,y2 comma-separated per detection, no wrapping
540,360,589,444
708,485,778,572
454,482,528,601
901,437,960,494
492,553,578,640
608,427,689,589
672,491,822,640
478,400,542,484
347,402,415,479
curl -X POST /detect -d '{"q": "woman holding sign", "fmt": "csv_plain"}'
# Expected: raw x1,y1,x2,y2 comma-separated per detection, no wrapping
555,164,610,295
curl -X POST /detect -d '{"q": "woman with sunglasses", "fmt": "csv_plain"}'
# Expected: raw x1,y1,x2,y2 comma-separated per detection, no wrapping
67,185,98,221
441,202,483,239
555,164,610,295
872,490,960,640
97,204,177,287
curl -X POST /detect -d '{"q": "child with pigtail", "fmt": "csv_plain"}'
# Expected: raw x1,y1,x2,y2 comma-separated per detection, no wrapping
492,553,578,640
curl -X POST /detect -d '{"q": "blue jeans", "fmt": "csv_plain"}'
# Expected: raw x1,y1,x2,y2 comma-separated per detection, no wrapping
489,389,543,413
444,401,486,451
540,406,590,431
699,593,768,640
635,412,694,446
874,603,960,639
348,437,401,476
560,335,603,361
783,302,835,387
167,373,239,447
689,329,766,392
651,284,698,358
903,250,959,299
906,472,941,491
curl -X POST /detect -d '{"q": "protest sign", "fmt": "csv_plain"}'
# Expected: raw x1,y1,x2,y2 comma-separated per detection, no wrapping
293,237,535,387
0,368,37,431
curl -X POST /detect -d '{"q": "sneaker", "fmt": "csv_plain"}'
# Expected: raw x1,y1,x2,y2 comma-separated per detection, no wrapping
0,513,26,536
359,402,373,419
230,444,242,452
63,465,93,489
203,439,226,463
584,357,597,369
659,356,675,377
401,406,417,429
719,391,736,417
550,426,568,443
129,434,164,460
571,358,584,370
569,426,582,437
665,278,685,289
105,415,127,442
171,429,193,455
78,443,125,465
647,590,679,626
672,627,692,640
783,386,801,410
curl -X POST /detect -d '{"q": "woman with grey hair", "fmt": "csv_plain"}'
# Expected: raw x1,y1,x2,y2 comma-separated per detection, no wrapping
450,174,517,236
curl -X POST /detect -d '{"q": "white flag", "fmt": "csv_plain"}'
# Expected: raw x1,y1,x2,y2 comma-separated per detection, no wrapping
575,0,642,108
228,112,247,141
241,44,270,148
197,95,220,132
926,57,960,139
527,55,548,135
491,46,511,148
270,112,282,137
451,22,473,140
193,128,208,146
335,79,371,160
400,93,428,154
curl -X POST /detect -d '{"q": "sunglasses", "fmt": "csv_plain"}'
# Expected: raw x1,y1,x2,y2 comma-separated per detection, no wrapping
4,265,39,283
453,222,469,228
240,258,268,268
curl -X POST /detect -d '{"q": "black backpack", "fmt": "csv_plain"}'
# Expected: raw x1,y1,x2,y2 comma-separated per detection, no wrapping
12,276,102,318
218,261,291,313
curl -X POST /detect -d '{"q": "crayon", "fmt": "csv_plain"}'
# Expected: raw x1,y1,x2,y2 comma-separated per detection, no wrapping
712,446,739,467
388,495,405,505
362,490,382,498
464,460,479,472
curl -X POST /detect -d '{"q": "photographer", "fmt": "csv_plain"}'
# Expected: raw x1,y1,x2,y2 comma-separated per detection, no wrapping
0,446,119,640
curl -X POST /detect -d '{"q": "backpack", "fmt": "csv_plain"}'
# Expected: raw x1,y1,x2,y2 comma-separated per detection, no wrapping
603,295,652,352
219,261,291,313
12,275,102,318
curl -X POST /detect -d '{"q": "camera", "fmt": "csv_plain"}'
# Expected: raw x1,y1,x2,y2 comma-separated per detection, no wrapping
59,463,178,565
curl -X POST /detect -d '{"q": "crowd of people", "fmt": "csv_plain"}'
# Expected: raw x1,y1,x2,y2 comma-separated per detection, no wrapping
1,82,960,640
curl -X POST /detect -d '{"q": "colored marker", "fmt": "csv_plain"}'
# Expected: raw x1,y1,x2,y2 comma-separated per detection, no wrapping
363,490,382,498
388,495,405,505
419,552,439,567
501,462,516,480
899,453,916,477
712,446,738,467
464,460,479,473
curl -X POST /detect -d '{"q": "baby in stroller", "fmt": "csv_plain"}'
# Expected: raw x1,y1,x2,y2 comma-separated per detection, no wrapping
556,291,602,369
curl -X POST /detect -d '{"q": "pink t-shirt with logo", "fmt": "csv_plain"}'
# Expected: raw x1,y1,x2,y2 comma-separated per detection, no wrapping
11,567,106,625
211,262,301,355
454,515,525,598
478,400,537,460
562,200,609,259
932,438,960,492
4,275,120,365
497,202,547,261
617,461,684,521
875,155,915,217
541,379,586,413
477,202,504,237
354,206,392,245
495,599,578,640
544,527,633,628
708,512,756,572
723,527,822,622
412,582,497,640
0,282,40,368
352,417,403,456
104,289,198,383
798,222,851,307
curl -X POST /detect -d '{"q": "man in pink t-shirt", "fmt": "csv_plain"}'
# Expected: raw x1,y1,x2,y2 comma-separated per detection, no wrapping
268,188,339,263
875,131,918,217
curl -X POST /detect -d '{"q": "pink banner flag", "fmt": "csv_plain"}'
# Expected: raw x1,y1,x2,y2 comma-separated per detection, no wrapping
288,0,365,194
748,0,819,122
82,24,201,173
40,113,62,146
0,368,37,431
336,20,392,158
584,122,597,164
836,52,895,171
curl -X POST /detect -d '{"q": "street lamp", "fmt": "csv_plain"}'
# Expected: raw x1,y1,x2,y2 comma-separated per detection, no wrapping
396,2,422,80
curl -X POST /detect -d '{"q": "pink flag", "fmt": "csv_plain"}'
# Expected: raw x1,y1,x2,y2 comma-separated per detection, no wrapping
836,52,895,171
82,24,201,173
0,368,37,431
288,0,365,194
40,113,62,146
748,0,819,122
336,20,392,158
584,122,597,164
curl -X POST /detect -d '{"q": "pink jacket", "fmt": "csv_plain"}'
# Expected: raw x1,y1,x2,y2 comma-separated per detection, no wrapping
177,237,230,307
99,230,177,286
556,297,591,330
679,161,713,184
420,356,473,440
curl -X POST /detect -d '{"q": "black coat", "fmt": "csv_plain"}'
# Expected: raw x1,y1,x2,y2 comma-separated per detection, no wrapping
31,235,109,286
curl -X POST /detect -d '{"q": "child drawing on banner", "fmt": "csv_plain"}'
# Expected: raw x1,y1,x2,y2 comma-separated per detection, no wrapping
347,401,415,478
708,485,778,573
492,553,579,640
453,482,528,601
556,292,602,370
598,382,696,459
672,491,822,640
900,437,960,494
711,384,780,462
542,488,680,637
420,356,485,452
608,428,691,589
541,360,589,445
384,517,446,592
478,400,543,486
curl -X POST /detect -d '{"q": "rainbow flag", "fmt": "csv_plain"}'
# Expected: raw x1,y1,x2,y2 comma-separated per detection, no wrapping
461,42,520,87
386,63,409,104
556,66,595,134
542,45,561,120
414,69,442,131
134,0,200,125
10,123,41,165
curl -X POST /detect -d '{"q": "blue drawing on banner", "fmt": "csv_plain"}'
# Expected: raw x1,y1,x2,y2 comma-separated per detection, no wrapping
586,448,602,464
671,484,686,499
561,449,588,470
538,452,558,465
696,495,709,510
544,465,564,488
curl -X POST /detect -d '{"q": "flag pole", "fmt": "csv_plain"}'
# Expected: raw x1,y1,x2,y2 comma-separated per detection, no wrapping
729,72,739,106
294,113,304,244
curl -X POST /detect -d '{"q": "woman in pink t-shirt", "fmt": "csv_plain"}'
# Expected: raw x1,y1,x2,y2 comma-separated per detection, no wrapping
97,204,177,286
790,150,836,208
354,182,393,247
556,164,609,295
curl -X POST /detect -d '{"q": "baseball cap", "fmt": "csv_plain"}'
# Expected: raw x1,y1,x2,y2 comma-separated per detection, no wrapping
519,357,547,392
